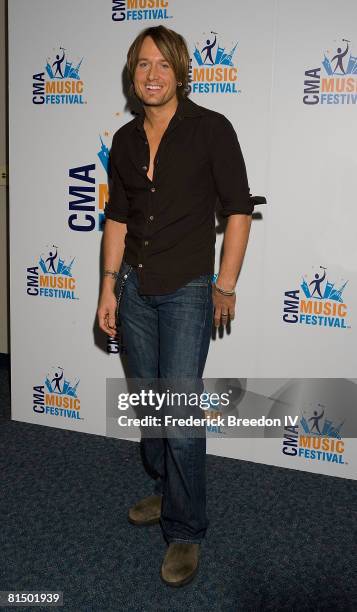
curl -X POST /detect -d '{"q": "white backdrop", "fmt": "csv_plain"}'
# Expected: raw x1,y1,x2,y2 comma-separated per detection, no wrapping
8,0,357,480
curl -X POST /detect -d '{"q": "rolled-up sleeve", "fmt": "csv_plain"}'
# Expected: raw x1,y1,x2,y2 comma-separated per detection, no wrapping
209,114,253,216
104,133,129,223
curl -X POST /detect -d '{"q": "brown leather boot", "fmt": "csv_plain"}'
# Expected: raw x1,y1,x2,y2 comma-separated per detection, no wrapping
160,543,200,587
128,494,162,525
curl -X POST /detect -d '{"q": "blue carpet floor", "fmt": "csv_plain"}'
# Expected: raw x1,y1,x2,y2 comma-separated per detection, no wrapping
0,361,356,611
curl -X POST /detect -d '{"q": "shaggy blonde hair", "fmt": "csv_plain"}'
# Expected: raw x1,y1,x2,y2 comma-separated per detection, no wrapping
127,25,190,98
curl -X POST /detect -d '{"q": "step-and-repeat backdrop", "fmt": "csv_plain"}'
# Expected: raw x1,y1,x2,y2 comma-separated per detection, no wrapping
9,0,357,479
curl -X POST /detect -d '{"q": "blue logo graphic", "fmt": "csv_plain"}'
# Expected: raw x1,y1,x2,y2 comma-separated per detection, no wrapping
45,367,80,397
26,245,79,300
301,266,348,302
193,32,238,67
282,405,346,464
33,367,82,420
45,47,83,80
97,135,110,230
98,135,110,173
190,32,240,94
32,46,85,105
39,247,75,277
300,405,343,439
322,39,357,76
283,266,350,329
303,38,357,105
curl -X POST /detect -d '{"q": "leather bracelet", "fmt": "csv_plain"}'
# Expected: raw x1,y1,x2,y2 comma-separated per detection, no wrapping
214,283,236,296
103,269,119,280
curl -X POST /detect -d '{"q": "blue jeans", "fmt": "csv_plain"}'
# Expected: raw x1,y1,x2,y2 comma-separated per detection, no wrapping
118,261,213,544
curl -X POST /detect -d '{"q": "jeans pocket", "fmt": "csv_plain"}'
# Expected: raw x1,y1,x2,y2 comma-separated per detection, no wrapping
185,274,212,288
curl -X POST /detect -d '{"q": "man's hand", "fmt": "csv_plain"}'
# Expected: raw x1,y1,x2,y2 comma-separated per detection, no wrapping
97,289,118,338
212,287,236,327
212,214,252,328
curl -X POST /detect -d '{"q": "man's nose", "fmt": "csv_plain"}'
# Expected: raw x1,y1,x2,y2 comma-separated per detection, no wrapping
148,63,159,80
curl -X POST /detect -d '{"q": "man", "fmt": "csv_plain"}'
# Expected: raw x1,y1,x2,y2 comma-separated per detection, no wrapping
97,25,253,587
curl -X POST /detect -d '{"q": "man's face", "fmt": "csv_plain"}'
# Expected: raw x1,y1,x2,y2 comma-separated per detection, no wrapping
133,36,178,108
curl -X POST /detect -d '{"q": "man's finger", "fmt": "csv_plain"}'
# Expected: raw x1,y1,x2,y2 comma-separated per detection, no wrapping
107,313,117,332
98,312,108,334
221,310,229,327
214,305,222,327
98,310,116,336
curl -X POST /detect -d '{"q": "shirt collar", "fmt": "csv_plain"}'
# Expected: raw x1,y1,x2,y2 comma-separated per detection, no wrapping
133,96,204,132
176,97,205,118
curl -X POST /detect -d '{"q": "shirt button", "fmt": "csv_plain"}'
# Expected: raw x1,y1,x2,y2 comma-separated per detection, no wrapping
138,263,143,268
151,187,156,193
149,215,154,221
144,240,149,246
142,165,147,171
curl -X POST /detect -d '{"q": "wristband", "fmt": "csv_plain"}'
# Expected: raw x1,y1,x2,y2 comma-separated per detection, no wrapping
103,269,119,280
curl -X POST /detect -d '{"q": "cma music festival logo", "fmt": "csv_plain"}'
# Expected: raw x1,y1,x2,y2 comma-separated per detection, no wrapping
111,0,172,22
283,266,350,329
26,246,79,300
303,38,357,105
68,134,111,232
189,31,240,94
281,404,345,465
32,46,86,105
32,366,82,420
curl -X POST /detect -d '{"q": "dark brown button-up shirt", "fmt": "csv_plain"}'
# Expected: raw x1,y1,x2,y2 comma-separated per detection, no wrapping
105,97,253,295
